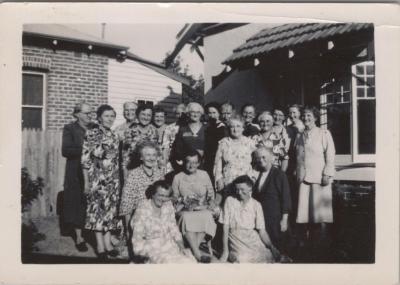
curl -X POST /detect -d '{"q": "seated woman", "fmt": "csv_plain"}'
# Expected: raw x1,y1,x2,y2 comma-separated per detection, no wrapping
172,150,218,263
219,175,280,263
131,180,196,264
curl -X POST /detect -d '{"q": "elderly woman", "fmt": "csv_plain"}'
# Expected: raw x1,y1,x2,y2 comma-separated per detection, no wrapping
252,111,289,172
131,180,196,264
204,102,227,181
214,115,257,195
171,102,206,171
82,104,121,260
62,102,94,252
241,103,260,137
219,175,280,263
120,141,165,230
172,150,217,263
122,104,158,178
294,106,335,261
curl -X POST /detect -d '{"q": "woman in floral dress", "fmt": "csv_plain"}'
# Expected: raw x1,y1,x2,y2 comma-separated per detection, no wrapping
252,111,289,171
82,104,121,261
213,115,257,197
122,104,158,178
131,180,196,264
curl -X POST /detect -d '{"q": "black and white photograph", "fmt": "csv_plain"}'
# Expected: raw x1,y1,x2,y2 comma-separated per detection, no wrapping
1,3,399,285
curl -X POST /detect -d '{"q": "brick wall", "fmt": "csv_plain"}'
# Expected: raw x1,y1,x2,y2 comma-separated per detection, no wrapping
23,45,109,130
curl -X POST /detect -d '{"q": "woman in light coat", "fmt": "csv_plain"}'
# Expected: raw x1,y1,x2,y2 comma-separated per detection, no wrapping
294,106,335,262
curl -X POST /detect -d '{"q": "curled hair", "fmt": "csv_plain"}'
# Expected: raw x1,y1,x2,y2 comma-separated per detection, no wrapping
183,149,202,163
232,175,254,188
251,146,274,171
240,103,256,114
187,102,204,115
227,114,244,128
145,180,172,199
257,111,273,122
72,102,90,118
221,101,235,111
123,101,138,109
205,101,221,114
288,104,303,114
96,104,116,119
153,106,166,115
303,106,320,122
136,104,153,117
127,140,160,170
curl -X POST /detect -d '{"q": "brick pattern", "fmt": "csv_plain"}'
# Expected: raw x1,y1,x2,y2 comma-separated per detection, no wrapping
23,45,109,130
23,55,52,70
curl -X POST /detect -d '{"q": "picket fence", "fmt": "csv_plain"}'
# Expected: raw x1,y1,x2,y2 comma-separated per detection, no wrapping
22,129,66,218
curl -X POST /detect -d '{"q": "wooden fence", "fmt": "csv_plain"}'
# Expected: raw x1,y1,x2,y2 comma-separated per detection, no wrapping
22,129,66,218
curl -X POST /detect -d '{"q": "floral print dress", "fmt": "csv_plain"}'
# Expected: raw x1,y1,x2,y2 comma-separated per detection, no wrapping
119,165,164,216
251,128,290,168
81,125,121,231
213,136,257,189
122,124,158,169
131,199,196,264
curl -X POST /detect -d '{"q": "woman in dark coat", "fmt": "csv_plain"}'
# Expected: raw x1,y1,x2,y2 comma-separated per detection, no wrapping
62,102,93,252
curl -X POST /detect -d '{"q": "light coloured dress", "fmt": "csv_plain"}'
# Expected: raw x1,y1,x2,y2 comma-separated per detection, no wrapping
131,199,196,264
219,196,275,263
252,128,290,168
119,165,164,216
172,170,217,237
294,126,335,223
213,136,257,189
81,125,121,231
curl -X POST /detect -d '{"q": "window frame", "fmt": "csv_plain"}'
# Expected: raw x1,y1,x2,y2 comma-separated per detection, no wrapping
22,71,47,130
351,60,376,163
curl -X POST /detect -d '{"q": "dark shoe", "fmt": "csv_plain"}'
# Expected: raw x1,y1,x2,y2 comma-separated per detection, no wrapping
106,249,119,258
199,255,211,263
97,252,108,262
75,242,88,252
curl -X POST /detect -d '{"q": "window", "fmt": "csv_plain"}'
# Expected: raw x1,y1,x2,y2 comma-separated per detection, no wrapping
137,100,154,108
22,72,46,129
351,61,376,161
320,61,375,164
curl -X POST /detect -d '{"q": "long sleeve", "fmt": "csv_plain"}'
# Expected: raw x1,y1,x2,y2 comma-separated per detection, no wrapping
322,130,336,177
62,124,82,159
213,140,224,188
131,204,152,256
171,175,181,199
203,171,215,201
81,132,93,170
279,171,292,214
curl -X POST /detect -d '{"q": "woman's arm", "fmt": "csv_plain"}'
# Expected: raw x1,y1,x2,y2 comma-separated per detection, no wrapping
322,130,336,185
258,228,280,260
131,206,151,257
62,124,82,159
213,141,225,191
219,224,230,262
83,169,90,194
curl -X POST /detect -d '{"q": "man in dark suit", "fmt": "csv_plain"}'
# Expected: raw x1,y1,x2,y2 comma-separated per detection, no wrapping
251,146,291,251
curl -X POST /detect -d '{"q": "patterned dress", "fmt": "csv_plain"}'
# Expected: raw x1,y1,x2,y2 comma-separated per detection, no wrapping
122,124,158,169
131,199,196,264
162,122,181,173
213,136,257,189
81,125,121,231
119,165,164,216
219,196,275,263
251,128,290,168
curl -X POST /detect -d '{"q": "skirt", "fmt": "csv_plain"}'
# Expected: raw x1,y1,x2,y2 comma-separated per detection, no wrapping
179,210,217,238
296,182,333,223
228,228,275,263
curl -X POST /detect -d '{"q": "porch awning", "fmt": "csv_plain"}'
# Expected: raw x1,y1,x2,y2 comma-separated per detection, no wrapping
223,23,373,65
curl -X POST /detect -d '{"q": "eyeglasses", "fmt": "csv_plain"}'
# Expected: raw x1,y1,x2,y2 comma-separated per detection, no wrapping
81,111,92,116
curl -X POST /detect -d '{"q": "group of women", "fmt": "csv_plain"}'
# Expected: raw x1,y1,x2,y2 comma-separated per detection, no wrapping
62,99,335,263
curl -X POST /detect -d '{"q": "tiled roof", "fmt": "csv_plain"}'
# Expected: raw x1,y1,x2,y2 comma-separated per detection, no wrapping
23,24,129,51
223,23,373,64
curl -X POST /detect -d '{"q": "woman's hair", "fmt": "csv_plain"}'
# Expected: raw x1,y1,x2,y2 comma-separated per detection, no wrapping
257,111,273,122
205,101,221,114
227,114,244,128
220,101,235,111
72,102,89,118
288,104,303,114
240,103,256,114
127,140,160,170
136,104,153,117
153,106,166,116
303,106,320,122
186,102,204,115
145,180,172,199
96,104,116,119
232,175,254,188
183,149,202,163
251,146,274,171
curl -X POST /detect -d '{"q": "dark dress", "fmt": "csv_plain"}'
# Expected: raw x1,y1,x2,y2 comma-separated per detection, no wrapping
61,121,88,228
204,120,228,182
252,167,291,248
243,122,260,137
170,124,206,171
